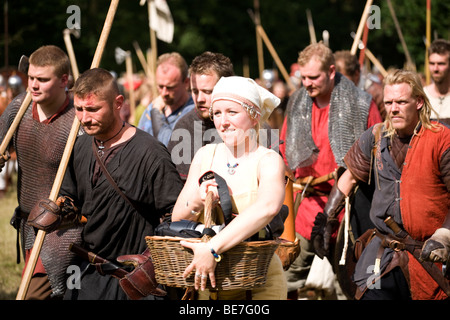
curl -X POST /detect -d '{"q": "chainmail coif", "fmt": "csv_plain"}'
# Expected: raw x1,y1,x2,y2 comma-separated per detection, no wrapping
285,72,371,170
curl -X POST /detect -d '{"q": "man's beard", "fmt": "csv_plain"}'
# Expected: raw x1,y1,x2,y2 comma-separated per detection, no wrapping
432,70,449,85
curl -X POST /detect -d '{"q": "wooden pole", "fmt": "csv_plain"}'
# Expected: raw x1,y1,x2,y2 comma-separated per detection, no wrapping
351,31,388,78
125,52,136,124
358,23,369,67
16,0,120,300
0,91,32,156
133,41,149,76
146,48,158,99
306,9,317,44
386,0,415,70
351,0,373,55
147,1,157,79
256,25,296,92
365,48,388,78
63,29,80,80
254,0,264,80
243,56,250,78
425,0,431,85
146,1,159,100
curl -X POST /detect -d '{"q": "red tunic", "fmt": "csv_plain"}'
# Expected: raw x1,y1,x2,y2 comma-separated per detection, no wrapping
400,124,450,300
280,100,382,239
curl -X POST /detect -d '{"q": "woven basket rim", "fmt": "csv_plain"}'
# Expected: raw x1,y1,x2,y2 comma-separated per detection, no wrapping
146,235,280,247
145,235,202,243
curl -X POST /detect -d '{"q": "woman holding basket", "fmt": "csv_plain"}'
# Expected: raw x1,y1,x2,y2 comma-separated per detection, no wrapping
172,76,287,300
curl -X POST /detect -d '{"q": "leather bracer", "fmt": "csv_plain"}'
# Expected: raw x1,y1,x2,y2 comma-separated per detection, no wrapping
27,196,82,232
116,248,166,299
311,182,347,258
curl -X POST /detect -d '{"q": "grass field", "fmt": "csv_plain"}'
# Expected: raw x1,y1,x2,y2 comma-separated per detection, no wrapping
0,173,24,300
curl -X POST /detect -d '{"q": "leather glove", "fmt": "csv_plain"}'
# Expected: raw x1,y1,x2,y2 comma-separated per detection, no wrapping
311,183,345,259
116,248,166,299
0,151,10,173
420,228,450,263
27,196,84,232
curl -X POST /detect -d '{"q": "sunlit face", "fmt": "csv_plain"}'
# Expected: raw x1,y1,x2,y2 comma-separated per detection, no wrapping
212,99,258,147
299,58,335,98
74,93,123,140
155,63,189,107
384,83,423,137
28,64,67,106
190,72,219,120
428,52,450,84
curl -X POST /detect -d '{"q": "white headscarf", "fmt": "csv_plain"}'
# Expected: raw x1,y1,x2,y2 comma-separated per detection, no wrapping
211,76,280,124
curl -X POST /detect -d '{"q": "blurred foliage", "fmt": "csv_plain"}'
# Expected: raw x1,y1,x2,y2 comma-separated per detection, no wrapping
1,0,448,79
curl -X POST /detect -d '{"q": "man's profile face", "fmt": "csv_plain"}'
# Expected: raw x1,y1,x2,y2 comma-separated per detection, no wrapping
190,72,219,120
299,57,334,99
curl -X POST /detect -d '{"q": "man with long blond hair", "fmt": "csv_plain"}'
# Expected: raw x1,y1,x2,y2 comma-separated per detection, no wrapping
316,69,450,300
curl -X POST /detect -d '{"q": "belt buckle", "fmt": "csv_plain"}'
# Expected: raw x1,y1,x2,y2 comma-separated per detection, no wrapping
389,240,403,251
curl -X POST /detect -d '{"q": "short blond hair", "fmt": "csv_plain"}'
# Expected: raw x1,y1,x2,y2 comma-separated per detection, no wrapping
298,42,335,72
156,52,189,80
29,45,70,78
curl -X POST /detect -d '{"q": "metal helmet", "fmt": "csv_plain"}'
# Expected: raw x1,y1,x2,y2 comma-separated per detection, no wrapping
8,74,22,89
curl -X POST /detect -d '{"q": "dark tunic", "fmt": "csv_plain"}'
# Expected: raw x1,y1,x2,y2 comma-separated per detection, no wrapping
62,129,184,300
167,108,219,181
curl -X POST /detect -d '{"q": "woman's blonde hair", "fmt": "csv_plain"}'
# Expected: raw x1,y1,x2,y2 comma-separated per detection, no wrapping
382,69,440,138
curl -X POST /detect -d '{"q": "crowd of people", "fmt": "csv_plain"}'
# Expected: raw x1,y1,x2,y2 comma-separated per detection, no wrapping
0,37,449,301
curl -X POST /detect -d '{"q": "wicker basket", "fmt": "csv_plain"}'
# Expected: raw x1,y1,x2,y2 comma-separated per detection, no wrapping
146,191,279,290
146,236,279,290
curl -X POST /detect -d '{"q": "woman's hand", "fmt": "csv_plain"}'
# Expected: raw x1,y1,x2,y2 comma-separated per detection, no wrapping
180,241,217,290
199,179,219,203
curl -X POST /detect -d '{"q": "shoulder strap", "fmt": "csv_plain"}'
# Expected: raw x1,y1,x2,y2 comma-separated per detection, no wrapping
200,143,218,172
92,140,141,214
199,170,232,226
369,123,383,189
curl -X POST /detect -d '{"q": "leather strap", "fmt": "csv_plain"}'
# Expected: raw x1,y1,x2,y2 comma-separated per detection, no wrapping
374,229,450,296
92,140,141,214
198,170,232,226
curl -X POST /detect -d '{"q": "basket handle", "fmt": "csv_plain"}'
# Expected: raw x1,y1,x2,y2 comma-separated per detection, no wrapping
202,191,215,243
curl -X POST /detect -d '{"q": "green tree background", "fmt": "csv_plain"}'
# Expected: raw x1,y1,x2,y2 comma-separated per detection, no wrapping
1,0,449,79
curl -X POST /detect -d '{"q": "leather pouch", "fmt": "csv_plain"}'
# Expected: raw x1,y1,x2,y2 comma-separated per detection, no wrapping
354,228,376,261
